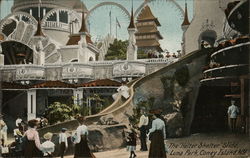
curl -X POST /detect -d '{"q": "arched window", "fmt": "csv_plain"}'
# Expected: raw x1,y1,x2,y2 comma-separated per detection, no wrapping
71,59,78,62
199,30,217,49
89,57,94,61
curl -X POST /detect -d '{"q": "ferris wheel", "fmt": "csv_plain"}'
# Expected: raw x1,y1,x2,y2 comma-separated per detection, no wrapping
85,0,186,52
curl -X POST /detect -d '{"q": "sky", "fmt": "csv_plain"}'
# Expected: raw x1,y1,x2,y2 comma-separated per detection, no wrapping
0,0,193,52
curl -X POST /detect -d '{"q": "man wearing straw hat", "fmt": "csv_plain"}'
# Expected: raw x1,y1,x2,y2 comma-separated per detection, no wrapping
41,132,55,157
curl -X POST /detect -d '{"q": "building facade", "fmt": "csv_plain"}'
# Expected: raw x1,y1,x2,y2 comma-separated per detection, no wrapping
0,0,178,124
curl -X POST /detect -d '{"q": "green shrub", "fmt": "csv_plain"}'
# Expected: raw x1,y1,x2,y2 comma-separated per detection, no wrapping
47,102,80,124
174,65,189,87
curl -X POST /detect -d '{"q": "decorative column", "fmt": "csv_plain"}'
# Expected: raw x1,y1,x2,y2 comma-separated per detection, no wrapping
30,9,33,16
0,54,4,66
240,78,245,115
86,97,92,115
0,45,4,66
27,89,37,121
73,89,83,105
56,10,60,26
43,8,46,17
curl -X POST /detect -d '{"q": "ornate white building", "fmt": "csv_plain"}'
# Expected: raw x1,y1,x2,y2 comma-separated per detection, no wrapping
182,0,239,54
0,0,178,122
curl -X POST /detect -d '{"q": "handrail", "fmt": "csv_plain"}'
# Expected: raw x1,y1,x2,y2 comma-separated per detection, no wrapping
200,76,238,82
211,42,250,58
203,64,248,73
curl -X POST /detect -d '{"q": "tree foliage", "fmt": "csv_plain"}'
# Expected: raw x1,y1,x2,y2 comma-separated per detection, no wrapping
47,102,80,124
137,49,148,59
174,65,190,87
105,39,128,60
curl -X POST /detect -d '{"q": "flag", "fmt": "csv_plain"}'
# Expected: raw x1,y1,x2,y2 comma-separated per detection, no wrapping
109,11,111,17
116,18,121,28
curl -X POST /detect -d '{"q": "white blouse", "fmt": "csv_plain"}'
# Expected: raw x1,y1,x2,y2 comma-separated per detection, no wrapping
74,125,88,144
59,133,68,147
148,118,166,139
138,115,149,128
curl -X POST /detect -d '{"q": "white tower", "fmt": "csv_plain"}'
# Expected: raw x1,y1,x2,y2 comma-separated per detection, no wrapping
78,10,88,63
33,0,46,65
183,0,227,54
126,7,137,61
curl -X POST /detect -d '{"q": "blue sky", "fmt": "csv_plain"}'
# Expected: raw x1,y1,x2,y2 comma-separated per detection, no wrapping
0,0,193,52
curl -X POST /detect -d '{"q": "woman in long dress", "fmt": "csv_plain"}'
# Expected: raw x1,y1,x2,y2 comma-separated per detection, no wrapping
148,113,166,158
73,116,95,158
23,119,43,157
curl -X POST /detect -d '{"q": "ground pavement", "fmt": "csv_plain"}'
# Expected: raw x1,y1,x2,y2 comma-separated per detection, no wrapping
64,132,250,158
6,132,250,158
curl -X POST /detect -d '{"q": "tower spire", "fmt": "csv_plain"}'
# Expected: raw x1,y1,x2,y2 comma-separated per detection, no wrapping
181,1,190,26
34,0,45,36
79,2,88,33
128,0,135,29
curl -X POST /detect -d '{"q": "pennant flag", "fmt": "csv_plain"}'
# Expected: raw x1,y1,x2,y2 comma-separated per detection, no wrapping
116,17,121,28
109,11,111,17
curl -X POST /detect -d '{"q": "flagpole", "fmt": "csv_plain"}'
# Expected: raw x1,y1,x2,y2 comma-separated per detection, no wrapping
38,0,41,19
88,20,91,34
116,18,117,39
109,11,112,35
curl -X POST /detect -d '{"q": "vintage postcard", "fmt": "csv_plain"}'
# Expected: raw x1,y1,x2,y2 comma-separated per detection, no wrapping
0,0,249,157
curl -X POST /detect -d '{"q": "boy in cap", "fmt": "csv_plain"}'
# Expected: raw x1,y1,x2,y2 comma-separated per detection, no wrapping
41,132,55,157
59,128,68,158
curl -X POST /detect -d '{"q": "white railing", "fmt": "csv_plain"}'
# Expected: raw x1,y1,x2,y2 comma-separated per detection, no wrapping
138,57,178,63
15,65,45,80
1,58,179,81
43,21,69,31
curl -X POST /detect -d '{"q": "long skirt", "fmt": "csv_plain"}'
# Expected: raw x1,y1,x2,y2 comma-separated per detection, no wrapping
24,140,43,158
74,135,95,158
149,130,166,158
140,125,148,151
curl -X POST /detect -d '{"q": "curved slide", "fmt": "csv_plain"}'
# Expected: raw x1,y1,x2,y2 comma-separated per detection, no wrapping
39,78,140,134
39,49,204,135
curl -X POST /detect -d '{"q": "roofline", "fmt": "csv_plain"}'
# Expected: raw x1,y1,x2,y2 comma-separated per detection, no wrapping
137,18,161,26
30,88,75,90
77,86,119,89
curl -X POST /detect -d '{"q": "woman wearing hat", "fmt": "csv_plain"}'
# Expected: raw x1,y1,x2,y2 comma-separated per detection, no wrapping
23,119,43,157
147,112,166,158
73,116,95,158
41,132,55,157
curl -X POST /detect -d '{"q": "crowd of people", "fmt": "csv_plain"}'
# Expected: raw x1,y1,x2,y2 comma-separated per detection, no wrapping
0,109,169,158
0,115,95,158
124,109,168,158
0,99,240,158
